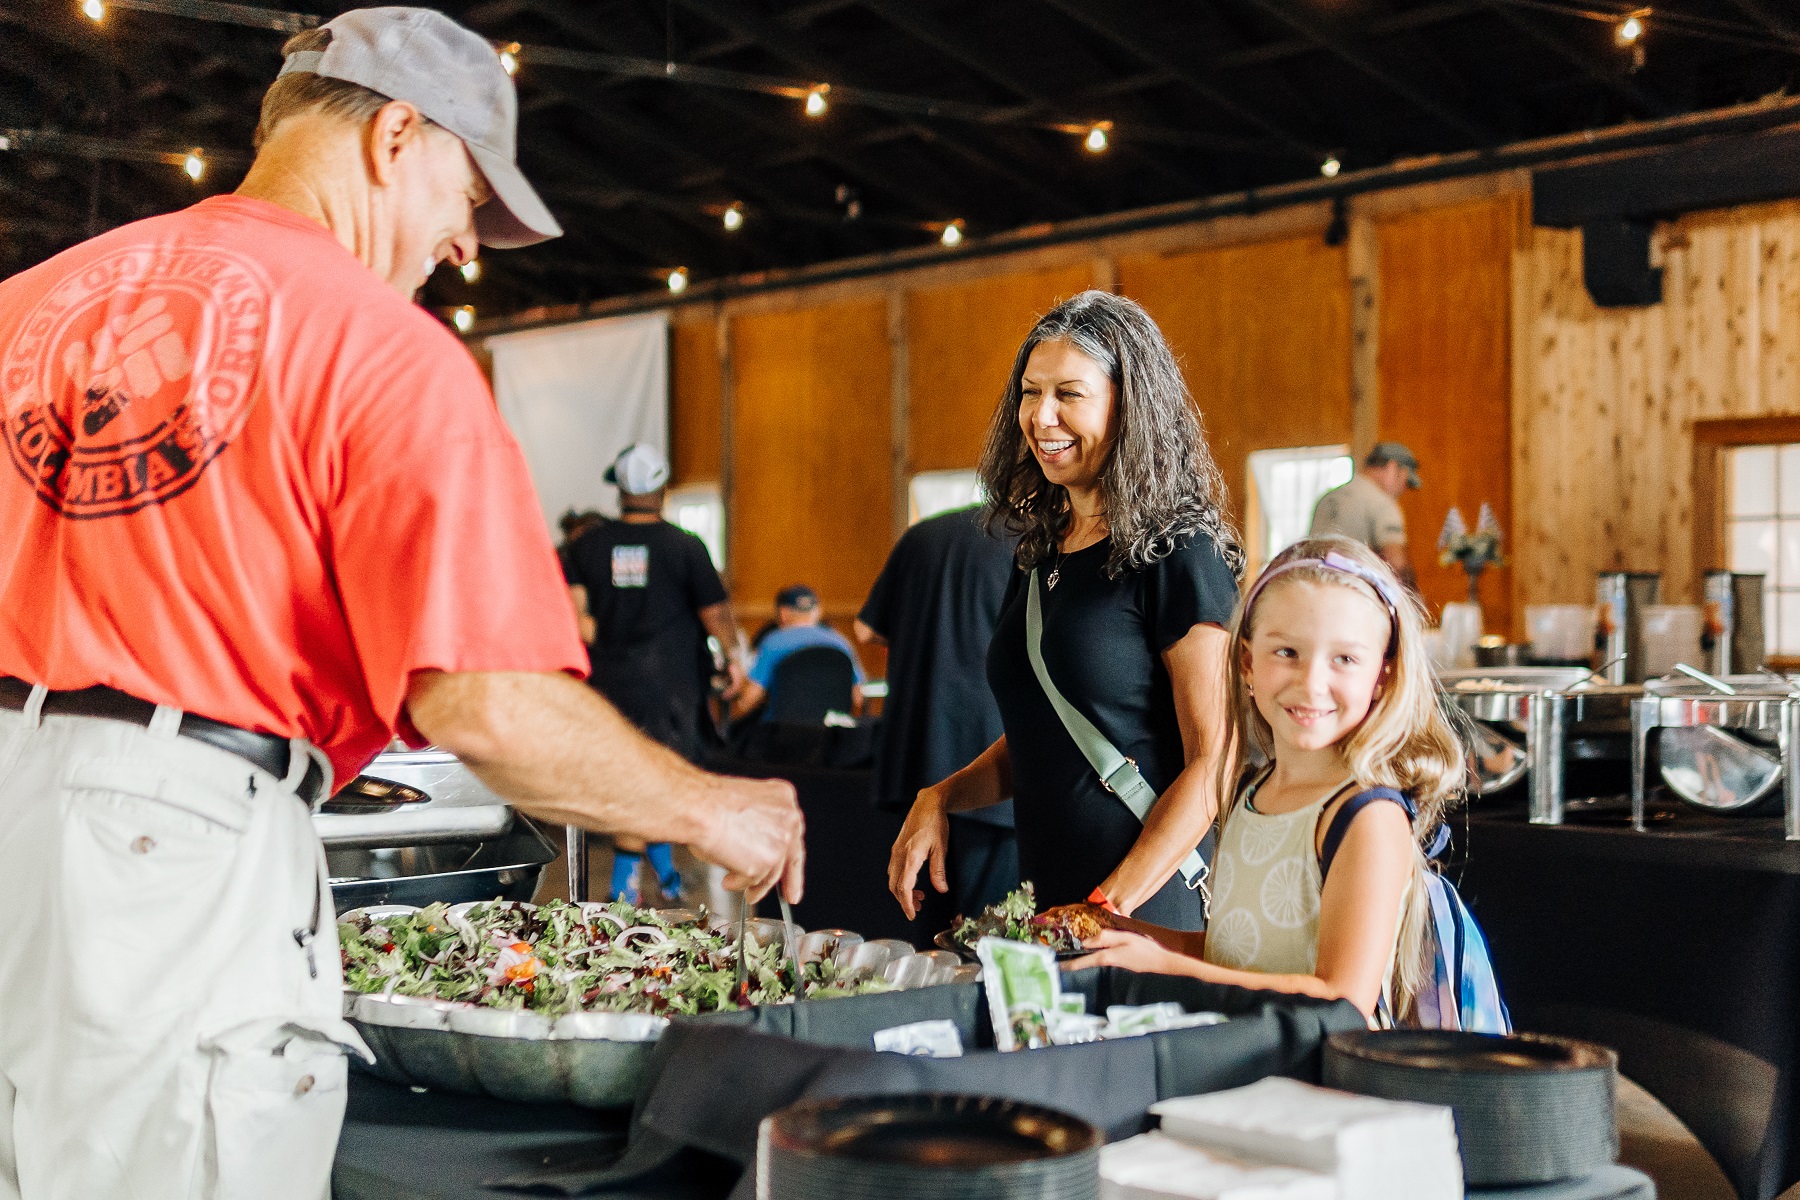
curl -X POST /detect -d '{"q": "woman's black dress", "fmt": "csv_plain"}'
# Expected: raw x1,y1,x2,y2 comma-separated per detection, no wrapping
985,531,1239,929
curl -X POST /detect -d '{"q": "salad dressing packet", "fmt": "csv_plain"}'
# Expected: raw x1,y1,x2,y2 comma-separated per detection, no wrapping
873,1019,964,1058
976,936,1060,1051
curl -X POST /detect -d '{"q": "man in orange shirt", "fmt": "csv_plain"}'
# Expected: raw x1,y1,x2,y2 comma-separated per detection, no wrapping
0,10,802,1198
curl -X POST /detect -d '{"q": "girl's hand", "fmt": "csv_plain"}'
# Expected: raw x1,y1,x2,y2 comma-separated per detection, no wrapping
1040,903,1123,937
1063,929,1196,976
888,788,950,920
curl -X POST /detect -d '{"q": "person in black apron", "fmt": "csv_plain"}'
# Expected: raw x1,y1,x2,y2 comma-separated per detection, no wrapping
888,291,1243,930
565,444,748,902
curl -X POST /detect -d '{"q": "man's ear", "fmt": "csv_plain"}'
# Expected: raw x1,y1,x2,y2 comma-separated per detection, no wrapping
366,100,427,187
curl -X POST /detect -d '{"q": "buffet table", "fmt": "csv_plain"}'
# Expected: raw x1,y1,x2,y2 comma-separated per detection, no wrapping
333,967,1656,1199
1460,806,1800,1200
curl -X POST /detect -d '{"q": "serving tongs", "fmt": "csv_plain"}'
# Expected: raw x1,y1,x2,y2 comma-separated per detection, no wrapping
734,891,750,1002
1672,662,1738,695
731,889,804,1006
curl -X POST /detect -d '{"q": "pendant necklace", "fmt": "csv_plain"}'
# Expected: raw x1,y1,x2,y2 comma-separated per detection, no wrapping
1047,550,1064,591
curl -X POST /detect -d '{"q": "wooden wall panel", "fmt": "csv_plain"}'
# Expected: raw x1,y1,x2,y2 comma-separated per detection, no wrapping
907,264,1097,472
729,299,894,621
1513,199,1800,615
670,318,722,485
1377,196,1518,632
1118,235,1354,534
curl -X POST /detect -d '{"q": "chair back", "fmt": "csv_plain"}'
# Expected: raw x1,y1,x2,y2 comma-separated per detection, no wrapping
767,645,857,724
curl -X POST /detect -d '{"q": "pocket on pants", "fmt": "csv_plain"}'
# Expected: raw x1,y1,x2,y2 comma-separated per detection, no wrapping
207,1032,346,1200
58,776,248,1028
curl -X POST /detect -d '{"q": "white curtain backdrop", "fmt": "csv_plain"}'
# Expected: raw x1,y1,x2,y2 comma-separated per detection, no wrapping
486,311,669,533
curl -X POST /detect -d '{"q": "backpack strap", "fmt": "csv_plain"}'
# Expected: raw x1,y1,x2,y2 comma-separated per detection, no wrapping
1319,787,1416,880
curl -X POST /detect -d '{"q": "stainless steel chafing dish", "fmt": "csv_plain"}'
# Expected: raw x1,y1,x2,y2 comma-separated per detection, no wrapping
1439,668,1638,825
1631,674,1800,837
316,749,557,912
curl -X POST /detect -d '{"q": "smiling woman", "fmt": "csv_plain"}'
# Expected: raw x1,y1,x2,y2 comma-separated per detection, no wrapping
888,291,1244,933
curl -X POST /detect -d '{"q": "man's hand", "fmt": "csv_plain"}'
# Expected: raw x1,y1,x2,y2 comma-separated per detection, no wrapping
690,774,805,903
407,670,806,902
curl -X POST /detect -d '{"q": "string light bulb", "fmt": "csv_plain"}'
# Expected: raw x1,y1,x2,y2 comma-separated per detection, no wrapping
182,151,205,182
460,259,481,283
940,220,965,248
1083,122,1112,154
1320,156,1342,178
667,267,689,294
722,202,745,232
804,85,830,118
452,306,475,333
80,0,104,21
498,43,520,76
1616,13,1645,45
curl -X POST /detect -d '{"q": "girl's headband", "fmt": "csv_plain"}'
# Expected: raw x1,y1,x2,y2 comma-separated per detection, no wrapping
1241,551,1402,655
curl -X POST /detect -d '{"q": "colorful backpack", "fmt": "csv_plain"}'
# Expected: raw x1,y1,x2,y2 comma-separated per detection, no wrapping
1321,788,1512,1034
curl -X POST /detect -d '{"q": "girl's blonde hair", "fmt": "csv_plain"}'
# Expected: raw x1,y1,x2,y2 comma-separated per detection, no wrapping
1214,536,1465,1020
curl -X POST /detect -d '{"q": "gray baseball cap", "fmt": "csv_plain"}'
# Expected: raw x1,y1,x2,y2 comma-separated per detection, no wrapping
1366,441,1421,489
278,7,562,248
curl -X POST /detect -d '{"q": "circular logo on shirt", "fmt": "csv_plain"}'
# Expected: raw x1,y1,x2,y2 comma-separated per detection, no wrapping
0,244,271,519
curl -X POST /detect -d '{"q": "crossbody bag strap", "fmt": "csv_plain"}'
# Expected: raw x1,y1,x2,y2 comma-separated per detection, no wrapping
1026,568,1207,889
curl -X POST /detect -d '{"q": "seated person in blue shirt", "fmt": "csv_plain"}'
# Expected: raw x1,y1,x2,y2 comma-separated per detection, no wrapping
732,584,864,721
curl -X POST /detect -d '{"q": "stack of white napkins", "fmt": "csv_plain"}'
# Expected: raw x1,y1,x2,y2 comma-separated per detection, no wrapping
1101,1133,1338,1200
1100,1077,1463,1200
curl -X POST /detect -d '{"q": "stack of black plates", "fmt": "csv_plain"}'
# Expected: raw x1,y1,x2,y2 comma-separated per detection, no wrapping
758,1093,1100,1200
1323,1030,1619,1187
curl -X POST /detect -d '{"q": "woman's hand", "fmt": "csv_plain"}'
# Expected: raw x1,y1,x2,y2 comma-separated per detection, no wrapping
1063,929,1199,977
888,788,950,920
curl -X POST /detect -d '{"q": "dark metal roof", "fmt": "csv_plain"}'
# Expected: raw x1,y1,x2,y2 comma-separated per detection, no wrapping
2,0,1797,320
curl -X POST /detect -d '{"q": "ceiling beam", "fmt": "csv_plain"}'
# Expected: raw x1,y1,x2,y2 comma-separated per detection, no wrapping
1720,0,1800,49
1476,0,1677,118
1031,0,1324,161
1211,1,1486,70
668,0,1089,219
850,0,1214,195
1233,0,1495,144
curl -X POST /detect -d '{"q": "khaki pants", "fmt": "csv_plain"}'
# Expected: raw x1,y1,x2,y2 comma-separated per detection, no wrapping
0,699,367,1200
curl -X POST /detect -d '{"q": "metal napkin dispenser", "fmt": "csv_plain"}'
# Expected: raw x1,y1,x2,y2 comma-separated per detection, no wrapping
1597,571,1661,684
1702,571,1766,678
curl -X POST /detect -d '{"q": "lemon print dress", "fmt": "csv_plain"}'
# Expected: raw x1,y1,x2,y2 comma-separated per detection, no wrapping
1203,783,1347,974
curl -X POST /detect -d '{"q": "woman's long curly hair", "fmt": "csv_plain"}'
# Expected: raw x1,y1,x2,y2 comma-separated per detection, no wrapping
977,290,1245,580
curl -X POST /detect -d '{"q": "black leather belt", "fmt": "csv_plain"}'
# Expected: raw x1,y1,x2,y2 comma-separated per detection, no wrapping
0,677,327,805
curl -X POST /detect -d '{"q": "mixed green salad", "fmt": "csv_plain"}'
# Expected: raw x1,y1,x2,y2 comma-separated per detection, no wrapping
948,882,1097,954
340,898,885,1017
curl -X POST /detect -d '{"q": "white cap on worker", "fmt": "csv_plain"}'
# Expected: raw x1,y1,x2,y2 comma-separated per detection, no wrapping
605,444,670,496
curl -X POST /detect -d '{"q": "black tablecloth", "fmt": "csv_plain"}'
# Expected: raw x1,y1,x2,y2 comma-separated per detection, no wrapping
333,1074,1656,1199
1459,806,1800,1200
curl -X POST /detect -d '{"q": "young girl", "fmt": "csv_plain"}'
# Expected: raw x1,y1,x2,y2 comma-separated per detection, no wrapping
1063,536,1464,1023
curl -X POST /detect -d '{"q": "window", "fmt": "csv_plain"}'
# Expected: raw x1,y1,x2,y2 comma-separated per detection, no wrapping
909,469,984,524
1725,444,1800,656
664,484,725,571
1246,446,1353,567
